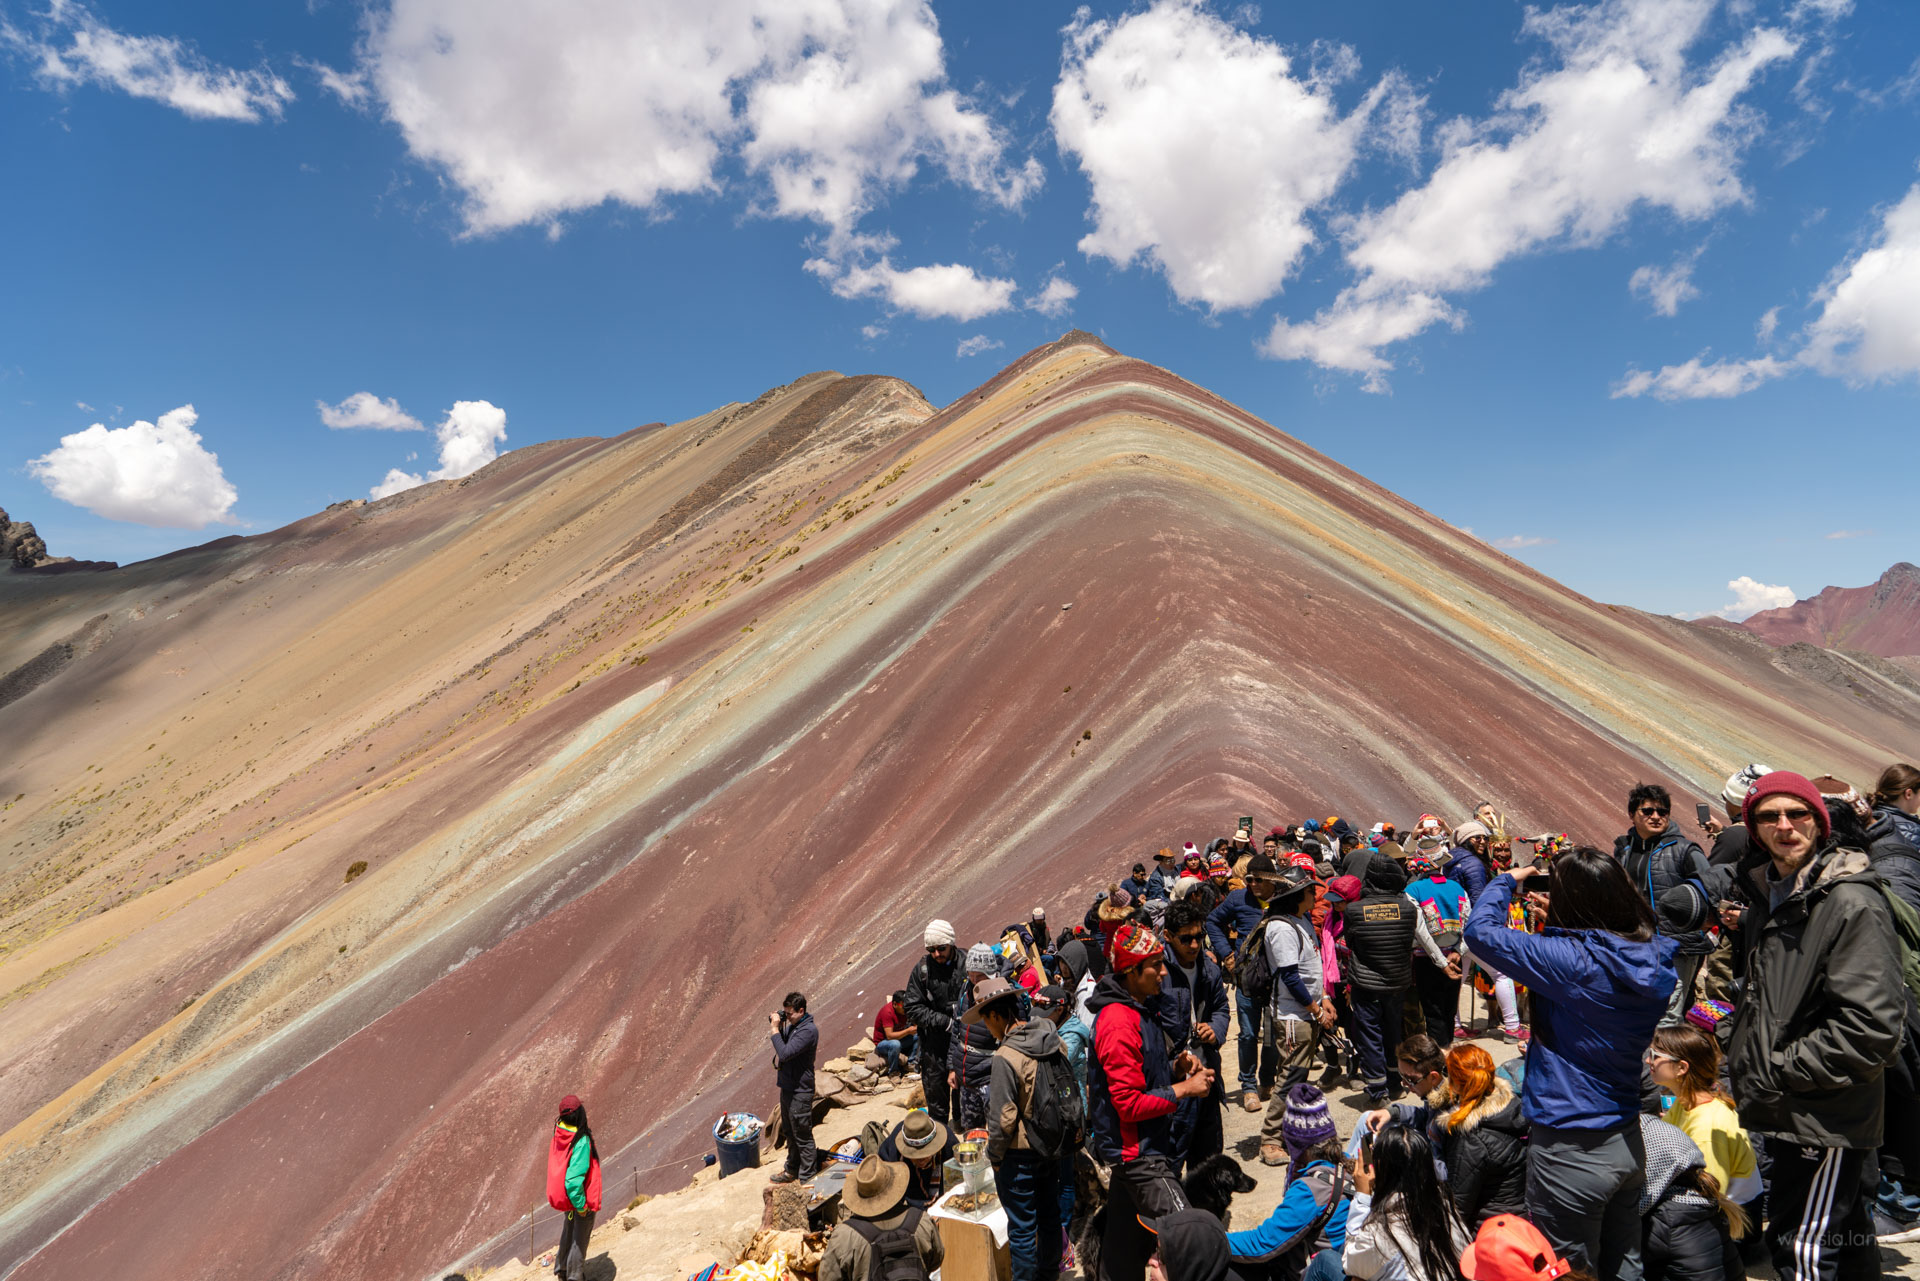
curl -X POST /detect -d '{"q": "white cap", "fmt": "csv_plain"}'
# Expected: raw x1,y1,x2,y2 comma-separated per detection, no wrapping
924,919,955,947
1723,764,1773,809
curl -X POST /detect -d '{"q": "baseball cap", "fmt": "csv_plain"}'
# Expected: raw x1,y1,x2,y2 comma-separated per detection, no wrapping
1462,1215,1572,1281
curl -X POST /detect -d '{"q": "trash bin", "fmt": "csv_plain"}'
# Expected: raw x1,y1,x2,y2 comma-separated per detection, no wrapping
713,1112,763,1178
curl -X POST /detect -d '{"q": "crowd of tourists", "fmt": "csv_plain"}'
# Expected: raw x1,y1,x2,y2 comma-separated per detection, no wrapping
546,763,1920,1281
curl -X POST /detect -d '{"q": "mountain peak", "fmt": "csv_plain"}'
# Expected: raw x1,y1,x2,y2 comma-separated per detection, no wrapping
1738,562,1920,658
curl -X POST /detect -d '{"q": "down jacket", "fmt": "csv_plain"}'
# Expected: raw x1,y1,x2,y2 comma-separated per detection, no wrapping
1638,1115,1739,1281
1868,807,1920,914
1727,840,1906,1148
1430,1076,1528,1227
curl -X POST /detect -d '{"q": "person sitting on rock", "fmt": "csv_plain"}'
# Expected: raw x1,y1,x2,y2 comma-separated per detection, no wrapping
871,990,918,1078
817,1155,943,1281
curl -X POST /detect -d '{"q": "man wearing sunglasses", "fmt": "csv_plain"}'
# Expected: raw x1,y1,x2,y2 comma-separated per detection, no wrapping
1613,782,1717,1027
1727,771,1905,1281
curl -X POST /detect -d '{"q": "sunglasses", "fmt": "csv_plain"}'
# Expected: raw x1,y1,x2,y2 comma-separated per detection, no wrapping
1170,931,1205,945
1637,806,1670,817
1643,1049,1680,1066
1753,806,1816,826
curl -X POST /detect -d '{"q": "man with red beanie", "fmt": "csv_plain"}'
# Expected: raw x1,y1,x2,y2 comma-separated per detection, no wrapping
1727,770,1906,1281
1087,922,1214,1280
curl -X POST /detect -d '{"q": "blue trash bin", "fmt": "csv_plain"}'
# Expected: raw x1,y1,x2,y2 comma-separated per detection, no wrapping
713,1112,763,1178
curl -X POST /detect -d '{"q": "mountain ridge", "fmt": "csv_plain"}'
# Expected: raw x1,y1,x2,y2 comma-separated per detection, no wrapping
1736,561,1920,657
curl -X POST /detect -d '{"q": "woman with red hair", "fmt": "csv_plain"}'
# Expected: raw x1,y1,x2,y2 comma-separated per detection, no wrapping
1430,1044,1528,1228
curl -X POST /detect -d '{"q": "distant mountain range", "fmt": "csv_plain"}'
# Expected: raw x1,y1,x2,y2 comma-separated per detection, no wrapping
1734,562,1920,658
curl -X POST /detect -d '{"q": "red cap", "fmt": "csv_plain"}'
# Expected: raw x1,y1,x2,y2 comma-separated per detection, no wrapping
558,1094,583,1116
1742,770,1831,840
1107,922,1164,972
1461,1215,1572,1281
1325,874,1364,902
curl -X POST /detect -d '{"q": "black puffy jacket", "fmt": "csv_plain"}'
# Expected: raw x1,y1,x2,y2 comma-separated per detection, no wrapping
1867,810,1920,915
1728,841,1907,1147
1341,861,1417,993
1434,1077,1528,1227
1615,831,1716,955
1639,1115,1738,1281
905,953,961,1052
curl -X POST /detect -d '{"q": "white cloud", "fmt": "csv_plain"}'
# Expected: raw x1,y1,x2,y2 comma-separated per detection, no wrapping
1027,274,1078,319
26,405,239,528
955,335,1003,359
1824,529,1870,540
368,399,508,499
1051,2,1414,311
1611,353,1789,400
1,0,292,122
1799,183,1920,383
352,0,1036,239
809,254,1016,321
1756,305,1782,344
1263,0,1796,385
1706,575,1797,621
1629,253,1702,315
1489,534,1555,550
300,56,368,108
317,391,424,432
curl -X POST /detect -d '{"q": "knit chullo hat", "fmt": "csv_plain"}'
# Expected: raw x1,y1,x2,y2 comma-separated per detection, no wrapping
965,942,999,975
1742,770,1832,840
1280,1083,1337,1165
1108,922,1164,972
924,919,955,948
1722,763,1773,809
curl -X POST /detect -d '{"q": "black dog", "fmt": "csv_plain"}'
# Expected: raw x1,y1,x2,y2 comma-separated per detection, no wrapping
1183,1152,1258,1227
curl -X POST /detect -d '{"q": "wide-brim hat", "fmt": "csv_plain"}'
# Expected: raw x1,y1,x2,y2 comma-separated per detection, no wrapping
843,1154,910,1216
896,1110,950,1158
1270,865,1317,902
961,976,1019,1024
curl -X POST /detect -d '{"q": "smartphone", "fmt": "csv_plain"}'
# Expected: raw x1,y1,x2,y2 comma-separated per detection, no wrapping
1695,803,1712,827
1359,1132,1374,1166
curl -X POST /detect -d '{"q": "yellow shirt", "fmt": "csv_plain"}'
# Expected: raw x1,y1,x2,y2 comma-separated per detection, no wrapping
1664,1095,1758,1198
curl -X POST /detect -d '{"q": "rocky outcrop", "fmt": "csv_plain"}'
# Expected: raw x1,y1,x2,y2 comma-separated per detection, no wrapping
0,508,49,568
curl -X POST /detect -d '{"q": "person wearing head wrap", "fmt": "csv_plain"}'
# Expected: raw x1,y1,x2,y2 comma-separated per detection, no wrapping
905,921,962,1124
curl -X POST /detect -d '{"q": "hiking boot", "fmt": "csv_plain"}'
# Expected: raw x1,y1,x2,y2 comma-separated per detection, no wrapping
1260,1142,1287,1167
1241,1090,1262,1113
768,1170,799,1184
1258,1083,1273,1103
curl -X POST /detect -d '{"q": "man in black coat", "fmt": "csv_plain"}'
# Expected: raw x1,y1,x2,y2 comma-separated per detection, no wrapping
1341,859,1448,1103
1158,899,1232,1170
768,992,819,1183
1728,772,1906,1281
904,919,962,1124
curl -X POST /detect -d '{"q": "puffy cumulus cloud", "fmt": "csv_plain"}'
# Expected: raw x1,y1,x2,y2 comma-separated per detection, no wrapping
1689,575,1796,621
955,334,1003,359
370,400,508,499
808,252,1017,321
1629,253,1703,315
1051,2,1415,311
27,405,239,528
1264,0,1796,386
1,0,292,122
1798,183,1920,383
352,0,1037,238
1026,274,1078,319
317,391,424,432
1612,353,1788,400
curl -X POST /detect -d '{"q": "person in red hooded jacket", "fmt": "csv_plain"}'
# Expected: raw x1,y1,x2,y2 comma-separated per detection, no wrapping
546,1094,602,1281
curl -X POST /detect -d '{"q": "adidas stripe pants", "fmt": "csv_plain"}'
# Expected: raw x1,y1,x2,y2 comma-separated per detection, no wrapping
1764,1140,1879,1281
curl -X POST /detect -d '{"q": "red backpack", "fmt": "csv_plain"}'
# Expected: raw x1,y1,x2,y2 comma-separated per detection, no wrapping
546,1123,603,1213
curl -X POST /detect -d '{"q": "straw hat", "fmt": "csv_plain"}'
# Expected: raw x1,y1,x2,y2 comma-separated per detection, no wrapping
842,1154,909,1217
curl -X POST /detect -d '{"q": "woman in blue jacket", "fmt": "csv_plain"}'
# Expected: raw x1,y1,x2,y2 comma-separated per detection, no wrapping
1463,845,1677,1281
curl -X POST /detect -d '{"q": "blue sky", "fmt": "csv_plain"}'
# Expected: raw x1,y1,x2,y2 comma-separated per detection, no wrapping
1,0,1915,619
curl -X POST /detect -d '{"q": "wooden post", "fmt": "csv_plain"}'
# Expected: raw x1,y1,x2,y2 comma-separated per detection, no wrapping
529,1199,536,1264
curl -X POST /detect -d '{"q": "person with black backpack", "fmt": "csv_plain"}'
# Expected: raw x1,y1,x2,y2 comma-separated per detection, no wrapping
817,1154,942,1281
977,975,1085,1281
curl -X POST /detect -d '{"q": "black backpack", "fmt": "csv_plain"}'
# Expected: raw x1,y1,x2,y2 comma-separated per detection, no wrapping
1016,1044,1087,1162
1236,914,1283,1010
850,1208,931,1281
